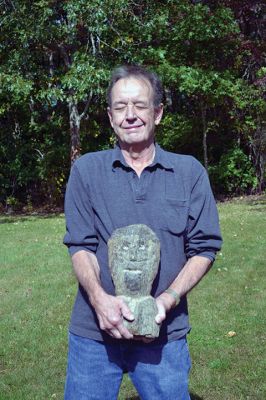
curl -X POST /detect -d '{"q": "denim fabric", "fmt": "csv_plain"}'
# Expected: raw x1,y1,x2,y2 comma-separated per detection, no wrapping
64,332,191,400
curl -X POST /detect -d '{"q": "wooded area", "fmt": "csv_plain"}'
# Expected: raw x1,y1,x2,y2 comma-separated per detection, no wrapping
1,0,265,210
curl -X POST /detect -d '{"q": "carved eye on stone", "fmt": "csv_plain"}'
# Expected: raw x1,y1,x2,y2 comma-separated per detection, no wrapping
122,241,130,250
139,240,146,250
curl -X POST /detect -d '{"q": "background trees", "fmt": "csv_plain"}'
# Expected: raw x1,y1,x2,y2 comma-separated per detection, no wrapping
0,0,265,209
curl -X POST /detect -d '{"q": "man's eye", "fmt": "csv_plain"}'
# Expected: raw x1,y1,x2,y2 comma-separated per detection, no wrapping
135,105,148,110
114,106,126,111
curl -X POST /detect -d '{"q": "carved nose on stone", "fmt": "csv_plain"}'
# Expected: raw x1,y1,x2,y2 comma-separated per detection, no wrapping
129,247,138,261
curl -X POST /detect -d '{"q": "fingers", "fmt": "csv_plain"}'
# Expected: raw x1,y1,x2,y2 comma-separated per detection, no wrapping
155,291,176,324
96,296,134,339
108,327,122,339
105,317,134,340
155,300,166,324
119,298,134,321
115,322,134,339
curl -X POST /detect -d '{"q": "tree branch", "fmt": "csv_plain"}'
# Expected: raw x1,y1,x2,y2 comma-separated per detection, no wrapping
80,90,93,120
90,33,96,56
58,43,71,69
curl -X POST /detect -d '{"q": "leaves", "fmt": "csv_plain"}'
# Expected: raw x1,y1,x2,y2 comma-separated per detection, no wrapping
0,0,265,205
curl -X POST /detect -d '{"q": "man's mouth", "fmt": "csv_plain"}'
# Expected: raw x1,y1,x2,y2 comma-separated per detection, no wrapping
123,124,143,130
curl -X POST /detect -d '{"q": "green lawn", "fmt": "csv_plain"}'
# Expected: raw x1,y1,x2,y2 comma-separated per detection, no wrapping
0,196,265,400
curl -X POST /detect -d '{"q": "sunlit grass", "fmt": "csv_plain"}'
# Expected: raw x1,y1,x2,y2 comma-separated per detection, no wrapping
0,196,265,399
189,196,266,400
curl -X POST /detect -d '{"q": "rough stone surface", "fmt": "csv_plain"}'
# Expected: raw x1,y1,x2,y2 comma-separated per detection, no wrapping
108,224,161,338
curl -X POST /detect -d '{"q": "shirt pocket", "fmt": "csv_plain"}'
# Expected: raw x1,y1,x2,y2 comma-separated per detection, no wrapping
160,199,189,235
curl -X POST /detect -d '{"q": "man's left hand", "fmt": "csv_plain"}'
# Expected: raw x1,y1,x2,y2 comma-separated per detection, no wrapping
155,292,175,324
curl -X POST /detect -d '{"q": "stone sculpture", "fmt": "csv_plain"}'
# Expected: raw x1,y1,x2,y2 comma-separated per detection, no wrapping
108,224,161,338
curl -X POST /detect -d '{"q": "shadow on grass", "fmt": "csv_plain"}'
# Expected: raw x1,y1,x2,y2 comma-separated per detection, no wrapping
224,194,266,213
123,393,202,400
125,397,140,400
190,394,204,400
246,194,266,203
248,207,266,212
0,212,64,224
246,195,266,212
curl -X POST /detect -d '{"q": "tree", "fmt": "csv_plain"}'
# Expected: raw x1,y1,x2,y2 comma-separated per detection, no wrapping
0,0,265,206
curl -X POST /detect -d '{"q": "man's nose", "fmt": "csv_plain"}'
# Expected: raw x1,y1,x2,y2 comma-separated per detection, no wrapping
125,104,136,119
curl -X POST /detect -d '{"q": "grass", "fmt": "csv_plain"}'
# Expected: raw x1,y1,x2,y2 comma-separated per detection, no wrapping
188,196,266,400
0,195,265,400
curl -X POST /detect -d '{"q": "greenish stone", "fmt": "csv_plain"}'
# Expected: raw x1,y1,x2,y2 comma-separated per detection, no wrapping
108,224,161,338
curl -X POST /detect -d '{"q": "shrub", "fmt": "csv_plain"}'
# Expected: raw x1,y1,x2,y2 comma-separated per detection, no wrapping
209,147,258,195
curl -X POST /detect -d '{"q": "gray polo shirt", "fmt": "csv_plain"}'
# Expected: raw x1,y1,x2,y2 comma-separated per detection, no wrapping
63,144,222,343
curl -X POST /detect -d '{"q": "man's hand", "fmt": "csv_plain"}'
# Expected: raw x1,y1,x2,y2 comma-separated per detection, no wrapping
155,256,213,324
155,292,176,324
91,291,134,340
71,251,134,340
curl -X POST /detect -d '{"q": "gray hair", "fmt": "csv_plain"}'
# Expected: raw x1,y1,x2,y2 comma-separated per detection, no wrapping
107,65,164,108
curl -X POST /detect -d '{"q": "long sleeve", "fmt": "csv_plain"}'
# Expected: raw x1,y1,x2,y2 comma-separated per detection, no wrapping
185,160,222,261
63,164,99,256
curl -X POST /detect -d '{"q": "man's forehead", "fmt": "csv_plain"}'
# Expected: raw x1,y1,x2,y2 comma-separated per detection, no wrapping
111,76,152,99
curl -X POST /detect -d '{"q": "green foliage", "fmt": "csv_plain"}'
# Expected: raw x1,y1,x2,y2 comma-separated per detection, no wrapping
0,0,265,205
0,73,33,108
209,147,258,195
5,196,19,209
156,113,193,152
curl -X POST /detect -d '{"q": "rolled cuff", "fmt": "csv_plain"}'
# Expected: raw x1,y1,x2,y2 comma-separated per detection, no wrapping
187,251,217,263
67,245,98,257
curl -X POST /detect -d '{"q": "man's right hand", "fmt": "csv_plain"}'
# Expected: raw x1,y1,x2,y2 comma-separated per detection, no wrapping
91,291,135,340
71,250,134,340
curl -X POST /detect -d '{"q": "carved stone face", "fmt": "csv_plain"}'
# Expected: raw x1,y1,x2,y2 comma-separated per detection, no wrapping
108,224,160,296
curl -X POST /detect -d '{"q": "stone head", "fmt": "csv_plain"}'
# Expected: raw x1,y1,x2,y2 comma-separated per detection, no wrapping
108,224,160,297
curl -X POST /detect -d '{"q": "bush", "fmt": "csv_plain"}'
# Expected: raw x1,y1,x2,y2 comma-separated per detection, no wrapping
209,147,258,195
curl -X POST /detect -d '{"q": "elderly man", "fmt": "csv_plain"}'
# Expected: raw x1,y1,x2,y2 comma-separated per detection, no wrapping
63,65,222,400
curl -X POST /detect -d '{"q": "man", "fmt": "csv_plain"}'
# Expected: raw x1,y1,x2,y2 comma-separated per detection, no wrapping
63,65,222,400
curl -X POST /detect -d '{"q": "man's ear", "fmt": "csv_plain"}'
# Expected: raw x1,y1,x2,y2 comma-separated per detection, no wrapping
107,107,114,128
154,103,164,126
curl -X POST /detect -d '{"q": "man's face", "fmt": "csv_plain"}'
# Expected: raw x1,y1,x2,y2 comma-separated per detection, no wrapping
108,77,163,147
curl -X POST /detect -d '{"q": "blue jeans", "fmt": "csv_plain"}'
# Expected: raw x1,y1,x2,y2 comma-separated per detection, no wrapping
64,332,191,400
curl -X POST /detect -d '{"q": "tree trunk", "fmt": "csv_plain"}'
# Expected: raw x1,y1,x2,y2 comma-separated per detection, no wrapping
200,102,208,172
69,97,81,165
250,115,266,193
59,44,92,166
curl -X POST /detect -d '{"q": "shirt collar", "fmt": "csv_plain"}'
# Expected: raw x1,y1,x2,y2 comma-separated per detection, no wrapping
151,143,174,170
111,144,132,171
111,143,174,171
